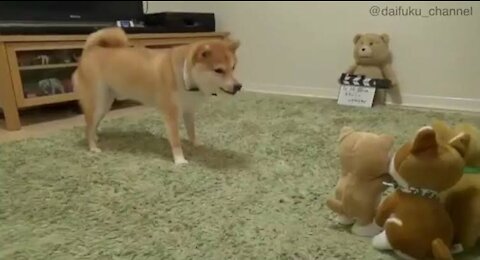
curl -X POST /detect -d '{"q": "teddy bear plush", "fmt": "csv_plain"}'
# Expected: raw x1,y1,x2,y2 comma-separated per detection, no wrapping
372,126,470,260
327,127,394,237
433,119,480,251
347,33,399,105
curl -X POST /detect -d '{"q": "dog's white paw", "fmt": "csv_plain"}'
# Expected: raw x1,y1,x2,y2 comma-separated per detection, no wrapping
89,147,102,153
336,215,355,225
352,221,383,237
174,158,189,165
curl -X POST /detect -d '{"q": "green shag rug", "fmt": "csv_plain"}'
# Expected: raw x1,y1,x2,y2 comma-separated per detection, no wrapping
1,92,479,259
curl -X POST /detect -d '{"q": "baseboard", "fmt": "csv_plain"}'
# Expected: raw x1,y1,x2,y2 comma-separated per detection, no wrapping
244,83,338,99
245,82,480,113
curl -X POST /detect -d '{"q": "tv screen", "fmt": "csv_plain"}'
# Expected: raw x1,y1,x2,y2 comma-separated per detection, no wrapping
0,1,144,23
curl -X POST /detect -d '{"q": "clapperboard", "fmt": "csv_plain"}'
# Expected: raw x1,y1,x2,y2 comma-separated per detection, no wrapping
337,73,392,108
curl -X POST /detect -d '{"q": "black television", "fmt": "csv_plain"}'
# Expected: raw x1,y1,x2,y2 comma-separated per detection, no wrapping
0,1,144,24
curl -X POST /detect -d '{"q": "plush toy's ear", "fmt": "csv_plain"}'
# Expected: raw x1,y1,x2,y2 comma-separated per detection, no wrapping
353,34,362,44
411,126,437,155
449,132,470,158
381,33,390,44
339,127,354,141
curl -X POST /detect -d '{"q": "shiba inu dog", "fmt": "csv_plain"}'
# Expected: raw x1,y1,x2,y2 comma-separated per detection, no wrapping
73,27,242,164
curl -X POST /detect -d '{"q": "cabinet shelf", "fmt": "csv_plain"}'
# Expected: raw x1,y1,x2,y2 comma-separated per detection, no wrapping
19,63,78,71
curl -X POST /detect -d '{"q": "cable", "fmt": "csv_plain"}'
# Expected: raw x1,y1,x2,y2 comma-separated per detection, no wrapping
144,1,149,14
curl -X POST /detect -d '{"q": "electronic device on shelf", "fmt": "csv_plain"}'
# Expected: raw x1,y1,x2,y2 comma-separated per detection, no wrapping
0,1,215,35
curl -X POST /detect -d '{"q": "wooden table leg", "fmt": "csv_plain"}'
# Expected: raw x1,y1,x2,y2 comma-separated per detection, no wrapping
0,43,21,130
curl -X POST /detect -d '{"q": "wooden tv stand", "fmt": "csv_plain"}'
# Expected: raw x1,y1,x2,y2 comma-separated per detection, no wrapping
0,31,229,131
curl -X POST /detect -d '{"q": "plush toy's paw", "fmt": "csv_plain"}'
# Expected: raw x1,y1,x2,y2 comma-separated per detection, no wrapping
336,215,355,225
352,221,383,237
372,230,392,250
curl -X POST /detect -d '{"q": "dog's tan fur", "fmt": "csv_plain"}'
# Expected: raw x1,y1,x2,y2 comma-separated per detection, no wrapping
73,27,241,164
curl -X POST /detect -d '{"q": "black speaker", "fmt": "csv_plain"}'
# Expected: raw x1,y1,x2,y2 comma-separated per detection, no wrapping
144,12,215,33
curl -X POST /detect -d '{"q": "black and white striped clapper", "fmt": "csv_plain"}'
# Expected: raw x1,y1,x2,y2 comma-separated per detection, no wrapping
338,73,391,89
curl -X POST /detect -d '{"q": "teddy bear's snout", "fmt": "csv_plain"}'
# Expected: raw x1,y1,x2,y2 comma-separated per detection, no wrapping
358,45,372,57
360,46,371,53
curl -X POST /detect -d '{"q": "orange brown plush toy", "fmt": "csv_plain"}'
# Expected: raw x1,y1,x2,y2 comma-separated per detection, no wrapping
433,119,480,251
327,127,394,237
372,126,470,260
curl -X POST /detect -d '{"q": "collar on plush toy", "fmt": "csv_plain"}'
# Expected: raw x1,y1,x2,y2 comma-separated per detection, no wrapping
384,153,440,200
382,181,439,199
464,166,480,174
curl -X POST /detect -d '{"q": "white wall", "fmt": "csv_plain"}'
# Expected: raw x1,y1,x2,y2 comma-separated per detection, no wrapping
148,1,480,112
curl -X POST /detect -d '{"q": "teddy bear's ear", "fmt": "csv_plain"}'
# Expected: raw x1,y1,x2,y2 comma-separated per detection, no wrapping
449,132,470,158
353,34,362,44
381,34,390,44
339,127,354,141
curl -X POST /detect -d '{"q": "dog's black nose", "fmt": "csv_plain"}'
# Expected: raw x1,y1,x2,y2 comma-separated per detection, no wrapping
233,83,242,92
361,48,366,51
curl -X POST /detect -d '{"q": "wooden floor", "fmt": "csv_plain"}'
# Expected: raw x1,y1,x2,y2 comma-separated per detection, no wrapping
0,102,150,143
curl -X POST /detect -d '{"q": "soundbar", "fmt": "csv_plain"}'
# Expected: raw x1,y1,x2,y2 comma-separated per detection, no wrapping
0,24,168,35
0,13,215,35
144,12,215,33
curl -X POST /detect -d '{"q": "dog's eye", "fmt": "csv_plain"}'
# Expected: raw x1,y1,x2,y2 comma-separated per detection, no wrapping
369,42,373,46
214,68,225,74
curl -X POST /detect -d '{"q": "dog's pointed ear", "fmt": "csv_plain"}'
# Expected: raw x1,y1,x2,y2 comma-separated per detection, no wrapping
411,126,437,155
227,39,240,52
194,44,212,61
449,132,470,158
201,49,211,58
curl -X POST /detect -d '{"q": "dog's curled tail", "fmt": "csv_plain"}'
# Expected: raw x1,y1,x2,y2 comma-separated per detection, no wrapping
84,27,129,51
432,238,453,260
